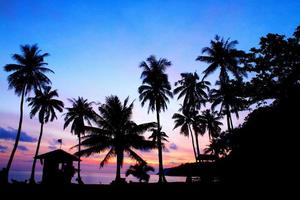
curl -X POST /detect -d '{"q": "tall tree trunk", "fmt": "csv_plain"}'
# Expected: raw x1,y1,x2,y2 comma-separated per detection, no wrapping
77,135,83,184
229,114,234,131
188,125,198,162
226,110,232,133
156,104,166,183
115,151,122,182
194,131,201,161
29,120,44,184
5,88,25,182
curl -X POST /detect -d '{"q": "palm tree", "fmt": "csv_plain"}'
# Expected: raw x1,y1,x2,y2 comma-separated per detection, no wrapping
77,96,156,183
27,86,64,183
199,109,223,140
196,35,246,83
64,97,95,184
126,163,155,183
3,44,53,182
174,72,210,111
209,81,245,133
148,127,169,145
172,108,204,162
138,55,173,183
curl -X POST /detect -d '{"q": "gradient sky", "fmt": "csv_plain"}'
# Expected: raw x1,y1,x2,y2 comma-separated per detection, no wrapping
0,0,300,180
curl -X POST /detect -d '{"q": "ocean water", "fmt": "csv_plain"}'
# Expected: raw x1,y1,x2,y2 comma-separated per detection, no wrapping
9,171,186,184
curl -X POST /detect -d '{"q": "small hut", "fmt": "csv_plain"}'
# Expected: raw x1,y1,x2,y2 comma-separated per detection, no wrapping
36,149,80,184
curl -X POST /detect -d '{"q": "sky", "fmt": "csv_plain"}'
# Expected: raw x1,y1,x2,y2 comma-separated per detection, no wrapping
0,0,299,181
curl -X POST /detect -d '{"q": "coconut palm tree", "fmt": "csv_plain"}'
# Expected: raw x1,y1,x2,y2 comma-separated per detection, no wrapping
174,72,210,111
148,127,169,144
172,108,204,162
209,81,245,133
63,97,95,184
27,86,64,183
3,44,53,182
196,35,246,84
126,163,155,183
138,55,173,183
199,109,223,140
76,96,156,183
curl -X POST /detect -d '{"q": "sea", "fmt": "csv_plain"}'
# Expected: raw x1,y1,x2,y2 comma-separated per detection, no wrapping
9,171,186,184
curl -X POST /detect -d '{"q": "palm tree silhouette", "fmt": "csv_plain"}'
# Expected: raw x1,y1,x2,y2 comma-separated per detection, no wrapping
209,81,244,132
199,109,223,140
3,44,53,182
148,127,169,145
27,86,64,183
138,55,173,183
173,72,210,111
196,35,246,84
64,97,95,184
172,108,203,162
76,96,156,183
126,163,155,183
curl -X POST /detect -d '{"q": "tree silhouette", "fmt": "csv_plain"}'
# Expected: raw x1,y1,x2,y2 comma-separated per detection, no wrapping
196,35,246,84
199,109,223,140
173,72,210,111
172,109,200,162
27,86,64,183
126,163,155,183
3,44,53,182
64,97,95,184
138,55,173,183
209,81,245,133
76,96,156,183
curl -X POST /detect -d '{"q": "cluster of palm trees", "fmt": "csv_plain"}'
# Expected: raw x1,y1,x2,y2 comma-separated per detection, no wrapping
2,34,247,184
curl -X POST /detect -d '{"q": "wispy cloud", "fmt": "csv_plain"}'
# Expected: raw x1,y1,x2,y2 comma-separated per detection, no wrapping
18,145,29,152
0,145,8,153
169,143,178,150
0,127,37,142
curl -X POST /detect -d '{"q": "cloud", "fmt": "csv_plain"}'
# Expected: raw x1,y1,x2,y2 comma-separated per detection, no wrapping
18,145,29,152
169,143,178,150
0,127,37,142
0,145,8,153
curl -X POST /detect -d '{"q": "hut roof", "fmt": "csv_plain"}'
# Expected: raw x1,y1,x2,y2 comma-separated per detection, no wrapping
36,149,80,162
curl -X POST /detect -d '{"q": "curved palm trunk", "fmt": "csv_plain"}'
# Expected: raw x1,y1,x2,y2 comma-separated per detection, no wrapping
156,105,167,183
5,88,25,183
29,121,44,184
188,125,198,162
77,135,83,184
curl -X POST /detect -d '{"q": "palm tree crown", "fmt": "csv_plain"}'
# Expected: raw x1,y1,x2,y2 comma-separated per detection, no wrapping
28,86,64,123
77,96,156,182
174,72,210,111
199,109,223,139
138,55,173,113
4,44,53,95
196,35,246,83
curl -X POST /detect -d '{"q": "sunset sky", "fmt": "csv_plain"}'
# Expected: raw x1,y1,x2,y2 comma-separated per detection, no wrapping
0,0,299,181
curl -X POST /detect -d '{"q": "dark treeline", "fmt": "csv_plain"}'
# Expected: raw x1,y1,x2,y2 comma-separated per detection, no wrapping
1,25,299,185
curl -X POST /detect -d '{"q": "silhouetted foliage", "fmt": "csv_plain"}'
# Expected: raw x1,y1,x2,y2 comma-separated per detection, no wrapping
76,96,156,183
126,163,155,183
27,86,64,183
138,55,173,183
64,97,95,184
3,44,53,183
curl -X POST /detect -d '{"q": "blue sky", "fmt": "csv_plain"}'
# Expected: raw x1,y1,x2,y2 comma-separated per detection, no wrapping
0,0,300,178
